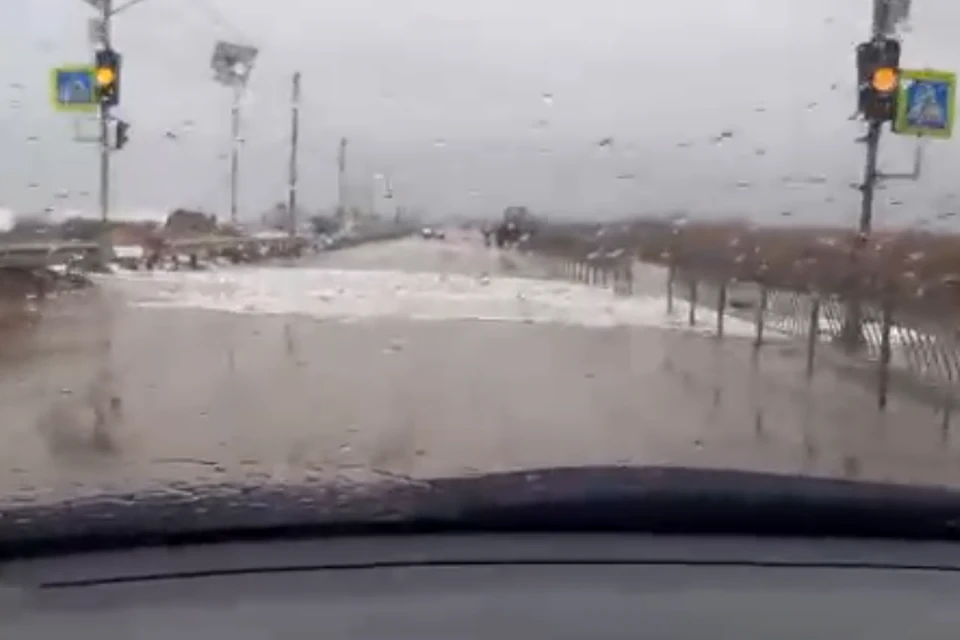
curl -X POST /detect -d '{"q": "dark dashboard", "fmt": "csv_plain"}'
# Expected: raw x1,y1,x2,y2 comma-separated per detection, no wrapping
4,534,960,638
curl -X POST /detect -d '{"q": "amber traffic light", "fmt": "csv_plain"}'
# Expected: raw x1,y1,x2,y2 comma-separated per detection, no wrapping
94,48,121,107
871,67,898,93
856,38,901,122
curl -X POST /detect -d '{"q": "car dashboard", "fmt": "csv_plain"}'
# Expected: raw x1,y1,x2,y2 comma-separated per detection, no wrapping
3,533,960,638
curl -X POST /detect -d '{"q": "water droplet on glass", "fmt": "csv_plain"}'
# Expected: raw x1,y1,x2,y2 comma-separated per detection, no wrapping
541,93,554,106
433,138,447,148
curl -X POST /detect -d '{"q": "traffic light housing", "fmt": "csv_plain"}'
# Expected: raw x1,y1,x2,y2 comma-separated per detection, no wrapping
856,38,901,122
115,119,130,150
94,48,121,107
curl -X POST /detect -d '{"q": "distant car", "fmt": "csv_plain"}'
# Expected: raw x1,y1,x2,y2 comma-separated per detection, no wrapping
421,227,434,239
433,229,446,240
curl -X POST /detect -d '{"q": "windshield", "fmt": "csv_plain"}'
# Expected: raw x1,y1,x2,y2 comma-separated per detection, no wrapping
2,0,959,517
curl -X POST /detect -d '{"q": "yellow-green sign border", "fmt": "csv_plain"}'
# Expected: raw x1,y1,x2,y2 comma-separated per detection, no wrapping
894,68,955,139
50,65,98,112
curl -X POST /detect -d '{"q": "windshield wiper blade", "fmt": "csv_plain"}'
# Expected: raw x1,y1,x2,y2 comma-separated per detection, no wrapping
4,466,960,561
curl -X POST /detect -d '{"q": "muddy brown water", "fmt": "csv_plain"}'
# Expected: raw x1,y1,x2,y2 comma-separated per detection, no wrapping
1,236,958,506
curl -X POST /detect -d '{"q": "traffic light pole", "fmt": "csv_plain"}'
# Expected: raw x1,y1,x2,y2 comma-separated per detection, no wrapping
840,1,890,349
859,0,893,241
858,120,882,238
98,0,113,225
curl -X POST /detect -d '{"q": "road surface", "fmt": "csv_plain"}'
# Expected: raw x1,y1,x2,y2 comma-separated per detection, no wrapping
0,231,957,505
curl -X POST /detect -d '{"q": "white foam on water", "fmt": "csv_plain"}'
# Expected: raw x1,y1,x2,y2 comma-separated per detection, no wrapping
100,267,786,338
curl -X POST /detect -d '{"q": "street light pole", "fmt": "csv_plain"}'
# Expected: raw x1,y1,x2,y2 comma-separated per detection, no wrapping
210,41,259,227
230,84,241,225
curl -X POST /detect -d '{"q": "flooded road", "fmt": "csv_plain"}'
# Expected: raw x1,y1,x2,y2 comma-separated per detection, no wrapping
1,231,958,505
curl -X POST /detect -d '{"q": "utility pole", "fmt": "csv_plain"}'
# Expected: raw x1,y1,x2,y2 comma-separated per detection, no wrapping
337,136,348,227
98,0,112,224
287,72,301,236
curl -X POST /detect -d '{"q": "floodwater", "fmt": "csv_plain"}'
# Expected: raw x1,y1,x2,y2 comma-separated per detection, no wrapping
0,231,957,506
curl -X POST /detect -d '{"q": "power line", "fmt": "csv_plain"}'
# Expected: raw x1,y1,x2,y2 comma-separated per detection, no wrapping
189,0,252,43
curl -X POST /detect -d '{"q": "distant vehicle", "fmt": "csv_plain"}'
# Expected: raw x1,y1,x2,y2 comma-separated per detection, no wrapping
495,206,537,249
421,227,445,240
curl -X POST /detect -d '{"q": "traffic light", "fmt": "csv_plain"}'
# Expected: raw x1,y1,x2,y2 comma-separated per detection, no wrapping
94,48,122,107
856,38,901,122
115,119,130,150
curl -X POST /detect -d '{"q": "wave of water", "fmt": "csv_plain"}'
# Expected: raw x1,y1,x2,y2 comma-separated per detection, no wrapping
100,266,778,339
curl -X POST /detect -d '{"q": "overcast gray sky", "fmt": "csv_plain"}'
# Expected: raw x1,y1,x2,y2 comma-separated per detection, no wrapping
1,0,959,227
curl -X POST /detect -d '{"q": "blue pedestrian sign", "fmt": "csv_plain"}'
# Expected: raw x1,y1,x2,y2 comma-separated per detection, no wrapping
50,66,97,112
894,68,955,139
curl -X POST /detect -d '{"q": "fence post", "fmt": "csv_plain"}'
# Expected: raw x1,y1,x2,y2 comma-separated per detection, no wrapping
754,285,767,349
942,399,952,445
666,263,675,314
806,295,820,380
716,281,727,338
621,260,633,296
688,278,698,326
878,298,893,411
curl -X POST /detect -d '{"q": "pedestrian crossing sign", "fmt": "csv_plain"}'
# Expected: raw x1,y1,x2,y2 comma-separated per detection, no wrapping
51,65,98,112
894,68,955,139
